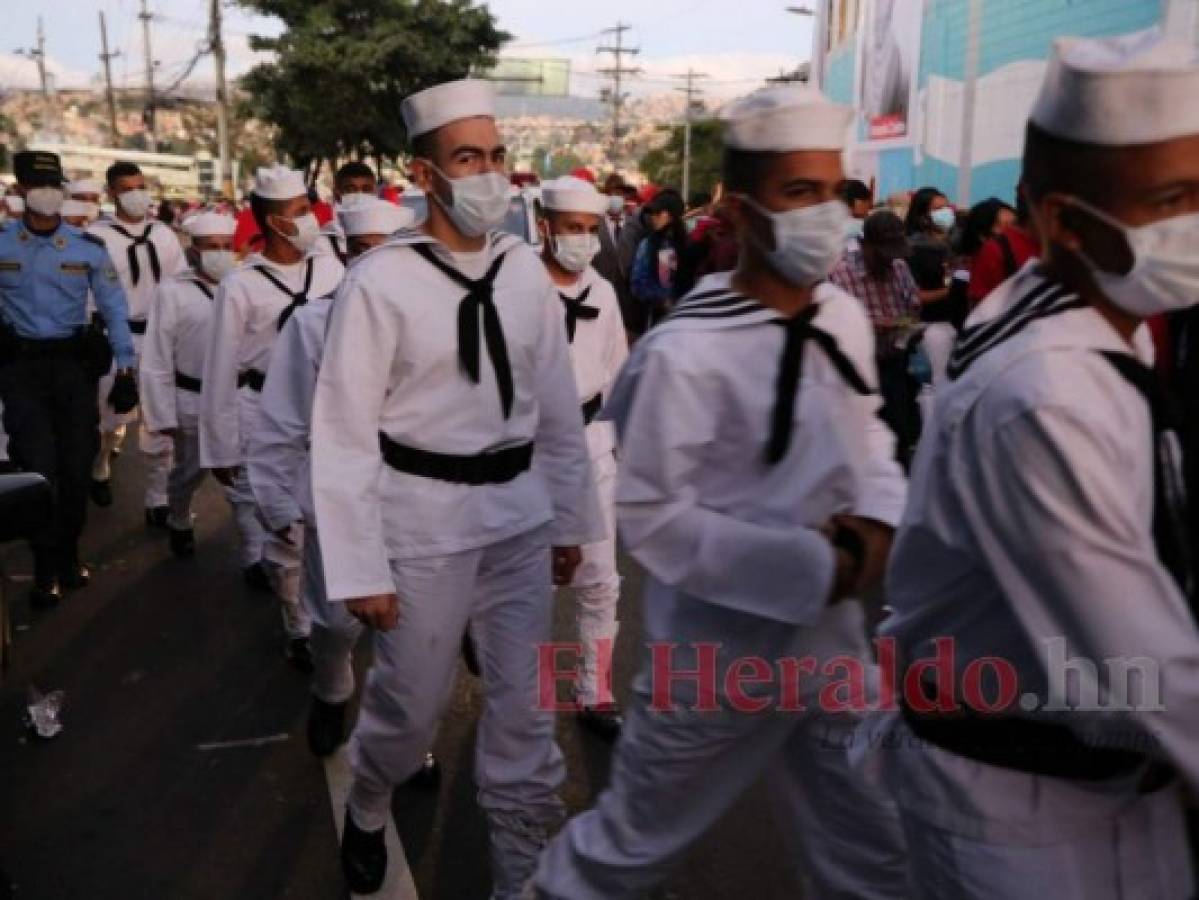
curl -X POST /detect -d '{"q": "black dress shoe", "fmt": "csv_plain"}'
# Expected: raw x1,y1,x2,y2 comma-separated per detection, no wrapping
402,752,441,790
286,637,315,674
144,506,170,529
306,697,348,758
168,527,196,558
29,582,61,609
90,479,113,507
577,703,624,742
58,563,90,591
242,561,273,593
341,808,387,894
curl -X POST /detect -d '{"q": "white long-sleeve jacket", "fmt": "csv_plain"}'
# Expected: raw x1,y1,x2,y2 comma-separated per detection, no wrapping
139,269,217,432
310,231,604,601
199,248,343,468
88,218,187,324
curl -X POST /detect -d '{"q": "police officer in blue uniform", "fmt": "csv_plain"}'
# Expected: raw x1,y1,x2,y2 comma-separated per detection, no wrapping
0,151,138,607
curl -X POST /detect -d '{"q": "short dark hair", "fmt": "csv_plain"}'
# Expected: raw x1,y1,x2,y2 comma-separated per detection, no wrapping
411,130,438,162
106,161,142,187
843,179,872,206
722,148,773,196
335,161,377,188
1022,120,1121,204
250,192,287,234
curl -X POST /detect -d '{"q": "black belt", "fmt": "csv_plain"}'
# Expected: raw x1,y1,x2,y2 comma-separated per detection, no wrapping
175,371,202,393
8,330,86,361
581,393,603,425
237,369,265,392
128,319,147,335
900,700,1153,782
378,433,533,485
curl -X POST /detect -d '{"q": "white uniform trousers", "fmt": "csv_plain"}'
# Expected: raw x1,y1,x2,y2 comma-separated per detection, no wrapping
223,464,268,569
262,521,311,640
94,343,173,508
565,450,621,707
347,525,566,899
166,419,206,530
535,590,909,900
301,525,362,703
887,721,1194,900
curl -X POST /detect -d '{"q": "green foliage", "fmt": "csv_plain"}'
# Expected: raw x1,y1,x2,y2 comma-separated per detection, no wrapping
236,0,509,171
639,118,723,198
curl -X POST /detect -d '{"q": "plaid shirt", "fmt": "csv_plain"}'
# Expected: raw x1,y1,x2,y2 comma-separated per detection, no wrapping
829,244,920,330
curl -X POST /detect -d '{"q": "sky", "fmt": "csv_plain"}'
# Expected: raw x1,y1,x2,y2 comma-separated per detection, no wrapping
2,0,818,101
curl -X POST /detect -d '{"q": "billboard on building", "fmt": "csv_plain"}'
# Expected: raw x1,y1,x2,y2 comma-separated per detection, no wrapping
857,0,923,145
486,58,572,97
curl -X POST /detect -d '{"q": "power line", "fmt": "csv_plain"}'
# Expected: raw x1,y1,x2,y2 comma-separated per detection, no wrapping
595,21,641,162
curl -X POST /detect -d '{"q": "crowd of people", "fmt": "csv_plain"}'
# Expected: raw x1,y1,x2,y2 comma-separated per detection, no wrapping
0,22,1196,900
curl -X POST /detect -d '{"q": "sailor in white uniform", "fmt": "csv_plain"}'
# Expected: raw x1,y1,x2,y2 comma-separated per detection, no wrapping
139,211,237,558
318,161,379,265
66,179,103,226
200,165,344,669
882,28,1199,900
88,161,187,518
248,197,414,756
533,85,910,900
535,175,630,739
310,79,603,897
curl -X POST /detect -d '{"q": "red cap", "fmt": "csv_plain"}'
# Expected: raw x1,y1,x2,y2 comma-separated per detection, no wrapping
638,184,661,205
569,167,596,184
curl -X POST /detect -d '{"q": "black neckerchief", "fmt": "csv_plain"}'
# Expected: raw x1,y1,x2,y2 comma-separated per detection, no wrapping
412,243,514,418
254,257,315,329
109,221,162,286
559,285,598,343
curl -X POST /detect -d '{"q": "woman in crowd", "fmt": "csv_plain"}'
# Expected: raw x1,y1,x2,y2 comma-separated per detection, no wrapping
630,188,687,329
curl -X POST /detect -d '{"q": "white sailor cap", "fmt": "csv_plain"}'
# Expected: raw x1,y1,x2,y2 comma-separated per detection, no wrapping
61,199,94,219
402,78,496,140
337,197,414,236
68,178,103,197
183,211,237,237
720,84,854,152
253,164,307,200
540,176,609,216
1030,27,1199,146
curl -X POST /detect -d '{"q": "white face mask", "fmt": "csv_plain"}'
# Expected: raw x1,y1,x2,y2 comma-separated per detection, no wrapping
607,195,625,216
77,202,101,223
428,164,510,238
118,188,153,220
742,197,850,287
1068,197,1199,318
552,233,601,273
931,206,956,232
274,212,321,253
200,249,237,282
5,196,25,216
26,187,65,217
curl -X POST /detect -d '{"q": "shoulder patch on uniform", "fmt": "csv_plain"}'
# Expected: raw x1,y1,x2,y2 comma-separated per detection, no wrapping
60,262,89,274
79,232,107,248
0,261,20,272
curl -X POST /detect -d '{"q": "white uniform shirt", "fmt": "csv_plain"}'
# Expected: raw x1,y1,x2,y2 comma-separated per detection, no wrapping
248,294,333,532
88,218,187,323
556,266,628,461
199,248,344,468
605,271,905,627
310,231,604,600
319,220,347,264
139,269,218,432
884,264,1199,816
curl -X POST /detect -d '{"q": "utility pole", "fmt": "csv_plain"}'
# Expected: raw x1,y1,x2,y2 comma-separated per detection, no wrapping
596,22,641,164
672,69,707,202
99,12,121,146
210,0,233,200
139,0,157,152
17,18,54,135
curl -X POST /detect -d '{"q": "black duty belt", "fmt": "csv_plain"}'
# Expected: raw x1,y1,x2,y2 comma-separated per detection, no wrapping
581,393,603,425
8,330,86,360
900,700,1154,782
175,371,202,393
128,318,147,335
378,432,533,485
237,369,266,392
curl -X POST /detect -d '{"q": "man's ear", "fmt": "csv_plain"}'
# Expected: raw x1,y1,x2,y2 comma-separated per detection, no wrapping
1037,193,1080,253
408,158,434,194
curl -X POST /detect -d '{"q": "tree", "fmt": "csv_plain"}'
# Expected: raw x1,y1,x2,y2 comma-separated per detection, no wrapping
639,119,724,200
237,0,509,177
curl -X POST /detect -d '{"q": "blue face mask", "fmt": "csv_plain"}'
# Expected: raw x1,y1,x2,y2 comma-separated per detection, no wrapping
931,206,956,232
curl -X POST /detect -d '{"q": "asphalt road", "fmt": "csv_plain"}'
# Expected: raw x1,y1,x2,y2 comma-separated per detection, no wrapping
0,445,799,900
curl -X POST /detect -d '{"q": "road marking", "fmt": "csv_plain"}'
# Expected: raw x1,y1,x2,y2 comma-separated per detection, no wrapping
324,746,420,900
196,732,291,751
